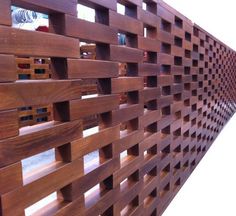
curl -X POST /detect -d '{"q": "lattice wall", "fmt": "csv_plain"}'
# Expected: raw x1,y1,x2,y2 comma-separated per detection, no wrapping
0,0,236,215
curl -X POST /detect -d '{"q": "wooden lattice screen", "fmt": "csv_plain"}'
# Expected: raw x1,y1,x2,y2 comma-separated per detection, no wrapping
0,0,236,215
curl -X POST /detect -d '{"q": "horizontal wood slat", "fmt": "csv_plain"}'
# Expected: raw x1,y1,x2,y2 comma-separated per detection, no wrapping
0,26,80,58
0,80,81,111
67,59,119,78
0,0,235,215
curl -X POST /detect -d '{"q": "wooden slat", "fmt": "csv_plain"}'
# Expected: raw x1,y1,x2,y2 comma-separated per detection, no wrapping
65,15,118,44
78,0,117,11
0,1,235,216
0,121,82,168
0,0,11,26
0,26,80,58
0,80,81,111
67,59,119,78
0,109,19,140
1,159,83,216
0,55,17,82
69,95,119,119
0,162,22,195
112,77,143,93
12,0,77,15
110,45,143,63
109,10,143,35
138,36,161,52
71,126,120,158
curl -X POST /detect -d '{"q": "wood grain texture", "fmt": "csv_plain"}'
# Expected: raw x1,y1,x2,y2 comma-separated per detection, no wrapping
110,45,143,63
69,95,119,119
0,0,235,215
0,121,82,168
110,11,143,35
0,80,81,111
65,15,118,44
0,109,19,140
0,26,80,58
0,162,22,195
0,55,17,82
67,59,119,78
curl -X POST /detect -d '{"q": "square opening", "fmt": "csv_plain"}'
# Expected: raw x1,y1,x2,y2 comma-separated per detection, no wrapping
200,54,204,61
184,115,190,123
120,196,138,216
118,32,137,48
162,126,170,136
161,65,171,74
185,32,191,42
117,3,125,15
193,27,199,37
174,36,182,47
144,189,157,207
192,75,197,82
22,149,55,177
185,49,191,58
144,167,157,184
77,4,95,22
175,16,183,28
174,93,182,101
25,192,57,216
162,106,171,116
174,178,181,190
145,51,157,63
144,25,157,39
200,39,204,47
161,43,171,54
192,60,198,67
144,0,157,14
162,86,171,96
147,76,157,87
174,128,181,137
144,145,157,159
193,44,198,52
175,111,181,119
174,56,182,66
161,164,170,179
161,19,171,33
142,2,147,10
12,6,49,31
117,2,137,18
84,150,99,172
184,67,190,74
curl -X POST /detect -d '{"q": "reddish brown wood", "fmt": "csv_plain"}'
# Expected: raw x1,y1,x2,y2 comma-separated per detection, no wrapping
0,0,236,215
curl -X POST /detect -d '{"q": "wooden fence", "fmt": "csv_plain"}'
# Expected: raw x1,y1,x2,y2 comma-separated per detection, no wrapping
0,0,236,215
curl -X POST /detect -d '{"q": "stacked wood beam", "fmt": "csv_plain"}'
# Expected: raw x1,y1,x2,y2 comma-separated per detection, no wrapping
0,0,236,215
